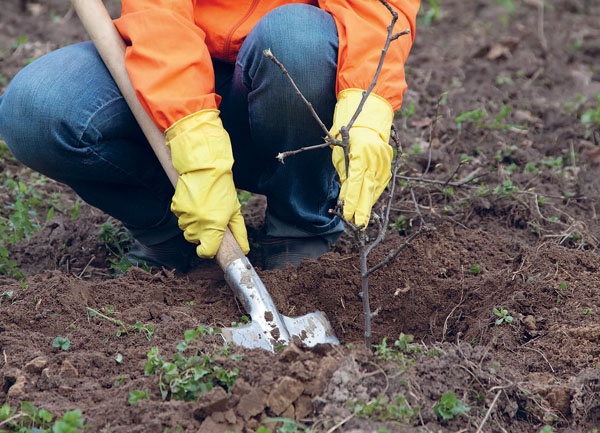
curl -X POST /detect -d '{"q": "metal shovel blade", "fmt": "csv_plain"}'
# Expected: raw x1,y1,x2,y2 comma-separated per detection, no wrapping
220,257,340,352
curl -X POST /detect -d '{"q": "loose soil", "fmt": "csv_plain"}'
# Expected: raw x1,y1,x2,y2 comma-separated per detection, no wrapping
1,1,600,432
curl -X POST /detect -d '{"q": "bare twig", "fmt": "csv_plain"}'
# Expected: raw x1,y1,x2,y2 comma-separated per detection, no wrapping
0,413,25,428
522,346,555,374
263,49,338,146
324,413,355,433
367,228,423,276
475,390,502,433
77,255,95,278
276,142,331,163
421,92,446,176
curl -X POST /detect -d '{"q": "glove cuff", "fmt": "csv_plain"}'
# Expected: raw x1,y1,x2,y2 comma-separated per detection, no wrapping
330,88,394,143
165,109,233,174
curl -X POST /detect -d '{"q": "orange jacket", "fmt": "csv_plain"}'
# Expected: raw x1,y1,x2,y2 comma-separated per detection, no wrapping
114,0,420,132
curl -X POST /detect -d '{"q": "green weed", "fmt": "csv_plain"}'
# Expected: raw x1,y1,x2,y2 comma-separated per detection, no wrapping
12,35,29,50
581,92,600,136
469,263,482,275
0,290,14,306
397,100,416,129
258,418,315,433
128,389,150,405
495,0,516,26
237,190,253,209
350,395,418,424
86,307,155,341
373,333,418,363
493,307,513,326
433,391,471,420
564,93,586,114
493,179,519,198
0,401,88,433
2,178,52,242
144,326,238,401
0,157,63,279
417,0,442,27
52,336,71,351
393,214,411,235
97,220,137,272
455,106,524,131
230,314,251,328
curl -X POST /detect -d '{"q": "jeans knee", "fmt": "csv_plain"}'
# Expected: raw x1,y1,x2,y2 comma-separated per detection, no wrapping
239,4,338,106
0,76,41,164
251,4,338,64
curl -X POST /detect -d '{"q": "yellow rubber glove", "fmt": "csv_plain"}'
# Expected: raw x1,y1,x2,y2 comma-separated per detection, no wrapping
330,89,394,228
166,109,250,259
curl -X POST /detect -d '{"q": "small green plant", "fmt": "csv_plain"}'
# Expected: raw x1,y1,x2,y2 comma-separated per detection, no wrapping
397,100,416,129
350,395,418,424
52,336,71,351
493,179,519,198
98,220,136,272
0,290,14,306
52,410,87,433
433,391,471,420
12,35,29,50
393,214,411,235
581,93,600,135
418,0,442,27
496,0,516,26
455,106,524,131
524,161,540,174
373,333,418,362
539,426,555,433
128,389,150,405
125,321,156,340
0,402,87,433
237,189,253,209
455,108,487,129
469,263,482,274
564,93,586,114
0,245,24,280
144,325,238,401
493,307,514,326
541,156,564,172
230,314,251,327
113,375,128,388
69,199,82,219
86,307,155,341
259,418,315,433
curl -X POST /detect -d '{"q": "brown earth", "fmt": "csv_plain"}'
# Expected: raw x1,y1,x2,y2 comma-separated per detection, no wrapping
1,1,600,432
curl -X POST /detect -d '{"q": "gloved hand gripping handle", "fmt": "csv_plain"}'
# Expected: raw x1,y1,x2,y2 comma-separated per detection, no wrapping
70,0,244,269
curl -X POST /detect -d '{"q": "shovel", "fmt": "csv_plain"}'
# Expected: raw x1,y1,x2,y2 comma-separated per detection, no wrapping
71,0,340,352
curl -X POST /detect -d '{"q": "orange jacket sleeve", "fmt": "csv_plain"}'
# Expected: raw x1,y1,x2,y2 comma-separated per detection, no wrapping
113,0,220,132
320,0,420,111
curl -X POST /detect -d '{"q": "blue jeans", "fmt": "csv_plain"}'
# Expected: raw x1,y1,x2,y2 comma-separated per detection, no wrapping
0,4,343,246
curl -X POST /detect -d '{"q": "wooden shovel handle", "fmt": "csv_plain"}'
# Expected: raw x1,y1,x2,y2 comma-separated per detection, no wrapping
71,0,245,270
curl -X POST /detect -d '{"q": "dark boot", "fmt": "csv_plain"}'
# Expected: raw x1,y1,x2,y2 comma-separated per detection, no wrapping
123,234,198,273
260,235,331,270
